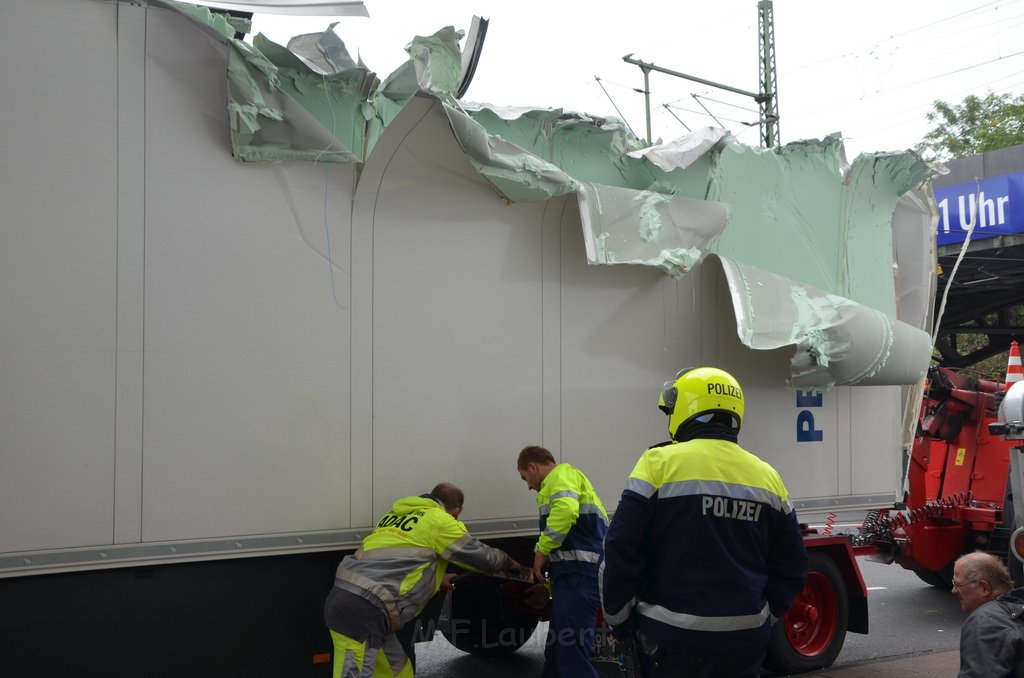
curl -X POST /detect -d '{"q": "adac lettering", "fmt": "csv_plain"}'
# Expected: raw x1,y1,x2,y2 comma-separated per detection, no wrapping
377,509,424,532
706,382,742,398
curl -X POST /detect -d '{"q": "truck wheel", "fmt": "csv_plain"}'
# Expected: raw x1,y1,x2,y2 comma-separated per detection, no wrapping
1010,554,1024,588
764,551,849,674
912,566,952,589
441,573,540,657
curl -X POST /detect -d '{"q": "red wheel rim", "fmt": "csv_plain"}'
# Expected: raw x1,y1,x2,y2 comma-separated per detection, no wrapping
783,571,838,656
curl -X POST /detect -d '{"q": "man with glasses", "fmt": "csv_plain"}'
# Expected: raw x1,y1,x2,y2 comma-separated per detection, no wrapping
954,551,1024,677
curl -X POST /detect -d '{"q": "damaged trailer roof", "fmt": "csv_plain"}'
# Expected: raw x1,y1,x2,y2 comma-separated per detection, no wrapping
168,1,939,390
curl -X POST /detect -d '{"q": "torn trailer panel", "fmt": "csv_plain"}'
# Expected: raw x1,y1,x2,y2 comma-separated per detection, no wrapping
210,14,938,387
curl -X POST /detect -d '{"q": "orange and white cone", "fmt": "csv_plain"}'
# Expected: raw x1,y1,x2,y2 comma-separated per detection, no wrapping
1007,340,1023,387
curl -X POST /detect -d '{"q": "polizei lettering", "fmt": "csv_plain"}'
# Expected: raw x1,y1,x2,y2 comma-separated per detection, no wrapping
701,496,763,522
707,382,742,399
377,509,424,532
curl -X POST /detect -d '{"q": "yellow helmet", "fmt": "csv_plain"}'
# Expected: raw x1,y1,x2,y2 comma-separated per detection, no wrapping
659,367,744,439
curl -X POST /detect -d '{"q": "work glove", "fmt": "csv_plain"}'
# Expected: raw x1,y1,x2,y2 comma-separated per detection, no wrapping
523,582,551,611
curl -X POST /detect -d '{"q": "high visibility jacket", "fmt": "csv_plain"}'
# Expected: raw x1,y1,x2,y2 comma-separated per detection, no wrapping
333,495,511,631
535,463,608,577
600,438,807,648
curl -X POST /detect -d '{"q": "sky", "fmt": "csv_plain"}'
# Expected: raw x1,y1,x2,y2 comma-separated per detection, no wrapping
247,1,1024,160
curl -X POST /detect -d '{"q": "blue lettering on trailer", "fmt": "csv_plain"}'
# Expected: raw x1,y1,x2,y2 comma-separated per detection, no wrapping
796,390,824,442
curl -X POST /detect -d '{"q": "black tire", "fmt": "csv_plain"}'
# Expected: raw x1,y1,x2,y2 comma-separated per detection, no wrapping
441,573,540,657
763,551,849,674
913,564,953,590
913,569,950,589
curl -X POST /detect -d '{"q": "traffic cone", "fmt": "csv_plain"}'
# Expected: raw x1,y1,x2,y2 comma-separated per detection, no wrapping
1006,340,1023,387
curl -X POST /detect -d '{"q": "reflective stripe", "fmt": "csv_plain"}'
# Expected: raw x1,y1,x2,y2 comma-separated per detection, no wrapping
599,560,636,626
658,479,792,514
603,600,635,626
354,545,436,560
334,569,403,631
401,559,441,606
440,532,510,572
439,533,473,562
543,526,568,542
625,477,657,499
549,549,601,563
637,601,770,632
536,463,609,561
539,501,605,517
343,549,442,608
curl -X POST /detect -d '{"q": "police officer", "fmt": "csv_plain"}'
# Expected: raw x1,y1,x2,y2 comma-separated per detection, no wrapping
600,367,807,677
324,483,522,678
517,445,608,678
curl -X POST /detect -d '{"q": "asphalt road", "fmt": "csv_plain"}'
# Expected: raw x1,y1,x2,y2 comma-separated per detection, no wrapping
412,558,965,677
825,559,962,667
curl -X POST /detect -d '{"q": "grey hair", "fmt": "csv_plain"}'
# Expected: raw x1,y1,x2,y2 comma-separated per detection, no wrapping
956,551,1013,590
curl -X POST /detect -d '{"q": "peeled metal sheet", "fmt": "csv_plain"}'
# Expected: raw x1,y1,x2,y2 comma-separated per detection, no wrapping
182,0,367,16
711,256,932,388
177,6,940,388
576,182,729,279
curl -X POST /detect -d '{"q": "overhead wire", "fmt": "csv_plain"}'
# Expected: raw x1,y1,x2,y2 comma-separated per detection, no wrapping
829,51,1024,143
903,14,1024,71
830,49,1024,137
904,48,1024,88
593,76,640,140
661,104,692,133
655,5,1021,142
690,94,758,114
661,103,752,127
614,2,1024,146
690,94,726,129
780,4,1024,146
885,0,1016,40
790,32,1024,120
785,0,1016,74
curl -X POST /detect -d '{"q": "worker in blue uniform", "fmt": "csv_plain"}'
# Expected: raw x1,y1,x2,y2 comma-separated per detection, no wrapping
600,367,808,677
517,445,608,678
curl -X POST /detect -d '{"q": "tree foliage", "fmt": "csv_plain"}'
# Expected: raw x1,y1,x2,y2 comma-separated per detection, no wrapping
916,92,1024,161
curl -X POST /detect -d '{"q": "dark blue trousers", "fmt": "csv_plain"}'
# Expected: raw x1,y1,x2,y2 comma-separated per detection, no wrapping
543,572,599,678
639,623,769,678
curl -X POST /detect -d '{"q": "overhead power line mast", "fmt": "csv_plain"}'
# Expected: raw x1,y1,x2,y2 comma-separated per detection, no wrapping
758,0,780,147
624,0,780,148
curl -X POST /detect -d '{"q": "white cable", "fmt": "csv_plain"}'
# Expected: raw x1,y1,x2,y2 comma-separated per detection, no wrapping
931,178,981,348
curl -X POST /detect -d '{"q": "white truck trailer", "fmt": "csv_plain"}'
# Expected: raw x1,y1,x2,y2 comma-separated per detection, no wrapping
0,1,938,674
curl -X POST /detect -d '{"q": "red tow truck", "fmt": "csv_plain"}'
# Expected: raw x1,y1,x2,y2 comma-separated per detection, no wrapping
856,366,1019,585
764,364,1024,674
